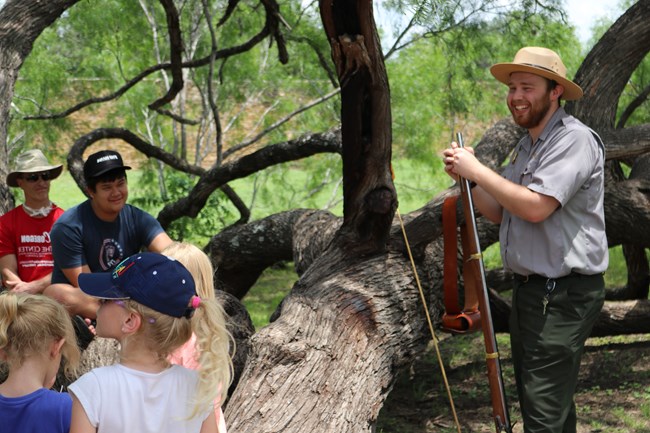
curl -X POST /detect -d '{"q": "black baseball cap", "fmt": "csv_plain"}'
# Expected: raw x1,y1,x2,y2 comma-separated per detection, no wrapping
83,150,131,180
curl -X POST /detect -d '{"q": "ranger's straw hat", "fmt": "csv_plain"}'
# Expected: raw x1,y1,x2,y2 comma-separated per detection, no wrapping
490,46,583,101
6,149,63,187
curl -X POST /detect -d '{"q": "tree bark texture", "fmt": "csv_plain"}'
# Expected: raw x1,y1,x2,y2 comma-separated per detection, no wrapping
320,0,396,253
568,0,650,127
226,2,410,431
223,120,650,431
226,244,428,432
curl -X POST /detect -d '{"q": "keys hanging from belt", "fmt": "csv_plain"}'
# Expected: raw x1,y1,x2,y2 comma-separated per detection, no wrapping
542,278,557,315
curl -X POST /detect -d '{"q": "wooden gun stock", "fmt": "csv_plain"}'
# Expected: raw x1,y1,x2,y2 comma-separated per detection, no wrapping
456,132,513,433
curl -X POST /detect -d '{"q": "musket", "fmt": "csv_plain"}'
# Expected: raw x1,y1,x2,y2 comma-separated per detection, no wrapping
456,132,513,433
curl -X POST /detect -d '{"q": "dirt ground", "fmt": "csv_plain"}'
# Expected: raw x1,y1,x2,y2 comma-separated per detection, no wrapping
376,333,650,433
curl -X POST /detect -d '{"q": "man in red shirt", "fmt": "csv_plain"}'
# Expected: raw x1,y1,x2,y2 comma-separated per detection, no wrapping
0,149,64,293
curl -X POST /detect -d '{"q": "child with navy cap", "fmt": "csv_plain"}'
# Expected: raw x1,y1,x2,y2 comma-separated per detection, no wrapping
68,252,233,433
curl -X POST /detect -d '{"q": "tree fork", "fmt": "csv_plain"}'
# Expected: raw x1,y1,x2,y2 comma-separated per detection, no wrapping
320,0,397,253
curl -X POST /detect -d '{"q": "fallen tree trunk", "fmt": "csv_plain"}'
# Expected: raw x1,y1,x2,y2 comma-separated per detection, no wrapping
592,300,650,337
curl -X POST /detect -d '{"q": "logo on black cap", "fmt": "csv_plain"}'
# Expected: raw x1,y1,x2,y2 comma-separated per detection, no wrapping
83,150,132,180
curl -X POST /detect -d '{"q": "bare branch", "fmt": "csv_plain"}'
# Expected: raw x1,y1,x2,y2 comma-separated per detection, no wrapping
24,29,272,121
67,127,205,191
617,83,650,129
223,88,341,159
156,128,342,228
201,0,224,165
146,0,184,110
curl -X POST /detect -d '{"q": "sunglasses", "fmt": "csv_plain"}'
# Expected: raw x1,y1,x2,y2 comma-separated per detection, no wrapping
98,298,156,323
22,172,51,182
99,299,127,307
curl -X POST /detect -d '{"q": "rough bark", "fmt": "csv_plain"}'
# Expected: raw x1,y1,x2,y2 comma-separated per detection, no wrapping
567,0,650,127
607,153,650,300
592,300,650,337
320,0,396,254
206,209,323,299
226,245,428,432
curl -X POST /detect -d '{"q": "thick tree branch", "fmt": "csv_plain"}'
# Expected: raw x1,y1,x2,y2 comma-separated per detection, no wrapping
156,129,342,228
320,0,397,253
67,127,205,192
568,0,650,126
205,209,321,298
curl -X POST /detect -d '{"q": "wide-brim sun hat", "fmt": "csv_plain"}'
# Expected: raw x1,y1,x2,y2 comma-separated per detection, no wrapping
7,149,63,187
490,46,583,101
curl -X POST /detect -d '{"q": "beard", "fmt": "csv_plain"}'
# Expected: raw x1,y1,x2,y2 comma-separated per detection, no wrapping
509,93,552,129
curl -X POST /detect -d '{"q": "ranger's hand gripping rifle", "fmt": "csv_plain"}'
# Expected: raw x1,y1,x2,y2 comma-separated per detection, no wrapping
455,132,513,433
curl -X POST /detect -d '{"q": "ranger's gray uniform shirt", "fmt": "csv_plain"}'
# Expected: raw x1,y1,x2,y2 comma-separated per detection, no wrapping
500,107,608,278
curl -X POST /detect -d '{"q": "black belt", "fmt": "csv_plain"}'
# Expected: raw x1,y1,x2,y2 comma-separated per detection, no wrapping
513,271,586,283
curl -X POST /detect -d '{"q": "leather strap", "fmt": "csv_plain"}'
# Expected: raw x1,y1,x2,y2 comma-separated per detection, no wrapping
441,195,481,334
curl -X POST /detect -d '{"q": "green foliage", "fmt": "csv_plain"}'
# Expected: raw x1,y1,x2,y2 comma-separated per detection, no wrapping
392,158,451,212
39,171,86,210
10,0,595,221
129,163,236,245
386,7,583,166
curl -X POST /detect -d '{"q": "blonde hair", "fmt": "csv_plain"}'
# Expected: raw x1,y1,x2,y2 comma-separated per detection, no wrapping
162,242,216,300
153,242,235,414
0,292,80,378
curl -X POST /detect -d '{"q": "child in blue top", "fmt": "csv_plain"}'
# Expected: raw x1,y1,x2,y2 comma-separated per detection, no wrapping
0,291,81,433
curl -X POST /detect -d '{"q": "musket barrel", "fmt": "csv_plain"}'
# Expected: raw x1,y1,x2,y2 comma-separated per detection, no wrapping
456,132,513,433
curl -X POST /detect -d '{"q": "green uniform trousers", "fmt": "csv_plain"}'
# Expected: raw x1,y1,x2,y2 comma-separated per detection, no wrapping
509,273,604,433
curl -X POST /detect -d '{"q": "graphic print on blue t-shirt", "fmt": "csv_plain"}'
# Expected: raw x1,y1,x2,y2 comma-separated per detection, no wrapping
99,238,125,270
50,201,166,284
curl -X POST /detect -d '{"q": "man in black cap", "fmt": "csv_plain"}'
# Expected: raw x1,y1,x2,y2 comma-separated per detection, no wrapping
45,150,173,320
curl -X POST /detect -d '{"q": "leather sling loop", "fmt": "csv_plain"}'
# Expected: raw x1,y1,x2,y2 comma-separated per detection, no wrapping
442,195,481,334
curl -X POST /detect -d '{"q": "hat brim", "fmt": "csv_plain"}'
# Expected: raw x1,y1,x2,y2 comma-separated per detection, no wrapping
6,165,63,188
88,165,132,179
490,63,583,101
78,272,130,300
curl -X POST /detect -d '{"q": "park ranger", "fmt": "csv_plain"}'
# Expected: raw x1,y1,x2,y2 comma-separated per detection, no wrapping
442,46,608,433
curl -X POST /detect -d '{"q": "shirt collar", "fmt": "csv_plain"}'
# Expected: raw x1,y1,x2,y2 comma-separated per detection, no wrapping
537,106,568,145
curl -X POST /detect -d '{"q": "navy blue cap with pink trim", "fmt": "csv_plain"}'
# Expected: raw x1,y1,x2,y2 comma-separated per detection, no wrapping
78,252,197,318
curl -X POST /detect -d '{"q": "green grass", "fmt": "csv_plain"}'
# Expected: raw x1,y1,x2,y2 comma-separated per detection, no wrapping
244,264,296,330
605,245,634,288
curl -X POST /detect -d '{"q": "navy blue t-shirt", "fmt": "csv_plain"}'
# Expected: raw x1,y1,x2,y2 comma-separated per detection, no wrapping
51,200,164,284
